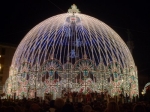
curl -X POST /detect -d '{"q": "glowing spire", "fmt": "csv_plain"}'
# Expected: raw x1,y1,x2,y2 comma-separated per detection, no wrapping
68,4,80,13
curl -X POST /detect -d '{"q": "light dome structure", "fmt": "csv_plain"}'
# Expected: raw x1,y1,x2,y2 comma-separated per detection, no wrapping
4,4,139,99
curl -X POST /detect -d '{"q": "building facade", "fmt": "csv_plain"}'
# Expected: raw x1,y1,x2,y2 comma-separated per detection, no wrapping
0,43,16,94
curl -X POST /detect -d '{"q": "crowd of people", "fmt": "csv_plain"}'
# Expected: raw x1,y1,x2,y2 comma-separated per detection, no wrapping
0,91,150,112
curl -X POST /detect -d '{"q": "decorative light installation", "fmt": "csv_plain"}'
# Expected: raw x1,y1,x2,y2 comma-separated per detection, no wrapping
4,4,139,99
142,82,150,94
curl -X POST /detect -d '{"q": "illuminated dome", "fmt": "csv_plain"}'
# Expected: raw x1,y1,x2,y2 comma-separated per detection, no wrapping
5,5,139,99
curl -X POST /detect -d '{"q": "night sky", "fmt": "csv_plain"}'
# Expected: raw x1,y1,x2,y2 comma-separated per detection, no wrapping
0,0,150,76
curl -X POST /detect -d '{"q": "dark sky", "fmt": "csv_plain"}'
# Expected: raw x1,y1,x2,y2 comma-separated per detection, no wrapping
0,0,150,76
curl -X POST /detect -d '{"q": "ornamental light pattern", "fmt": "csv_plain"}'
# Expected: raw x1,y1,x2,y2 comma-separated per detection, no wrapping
4,4,139,99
